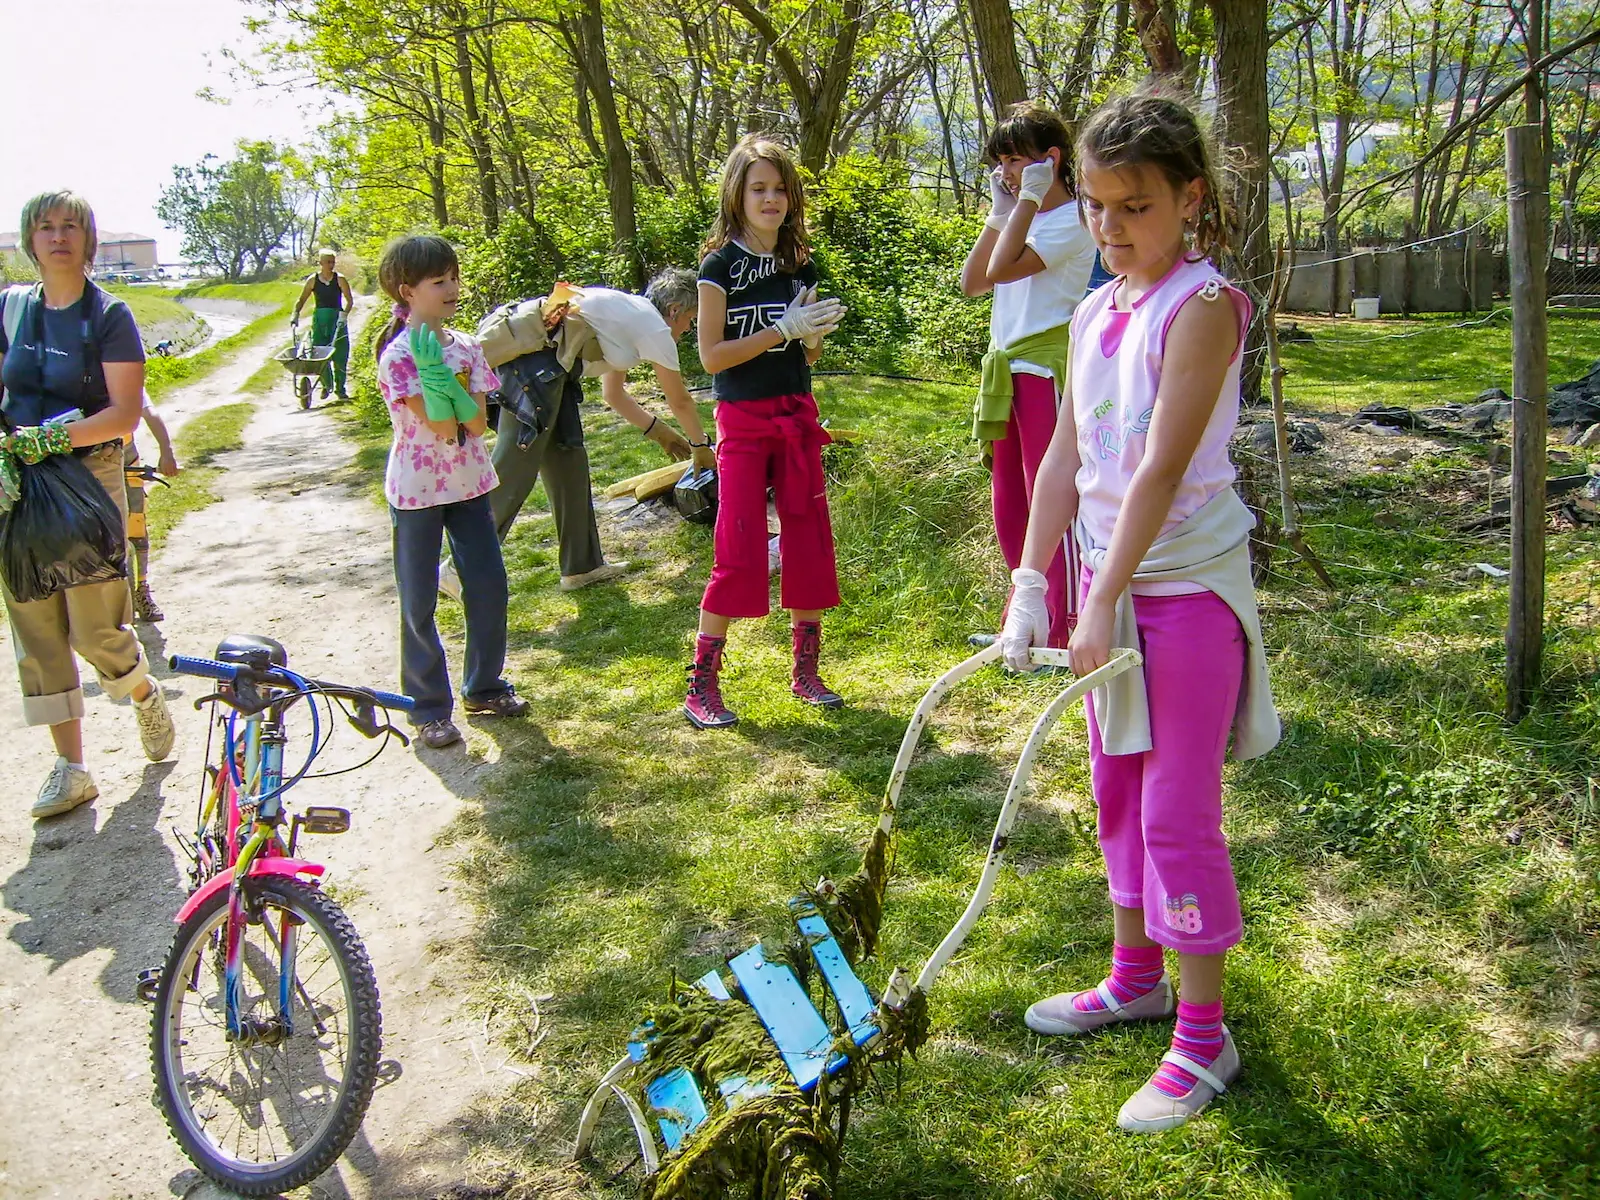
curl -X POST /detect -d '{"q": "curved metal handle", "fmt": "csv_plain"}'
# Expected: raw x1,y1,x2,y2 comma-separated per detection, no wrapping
912,647,1143,996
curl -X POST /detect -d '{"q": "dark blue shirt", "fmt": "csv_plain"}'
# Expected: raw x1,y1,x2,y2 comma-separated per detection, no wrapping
0,283,144,426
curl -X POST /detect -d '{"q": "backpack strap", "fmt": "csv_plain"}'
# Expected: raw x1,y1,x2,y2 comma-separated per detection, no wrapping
2,283,38,351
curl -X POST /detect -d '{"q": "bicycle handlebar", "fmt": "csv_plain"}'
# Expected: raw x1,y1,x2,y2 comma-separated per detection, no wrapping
168,654,416,712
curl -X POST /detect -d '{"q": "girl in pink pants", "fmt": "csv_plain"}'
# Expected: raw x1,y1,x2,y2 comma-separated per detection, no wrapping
960,102,1096,645
999,91,1280,1134
684,136,846,730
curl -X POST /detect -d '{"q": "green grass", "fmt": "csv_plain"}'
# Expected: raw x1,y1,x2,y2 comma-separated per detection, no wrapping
1277,311,1598,412
145,402,255,550
336,317,1599,1198
143,281,300,401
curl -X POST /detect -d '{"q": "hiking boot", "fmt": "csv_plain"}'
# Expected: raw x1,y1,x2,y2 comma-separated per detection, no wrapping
132,582,164,623
684,635,737,729
1025,974,1177,1036
32,758,98,819
438,560,463,602
320,382,332,400
418,718,462,749
133,685,176,761
559,562,630,591
464,689,529,718
1117,1025,1241,1133
791,621,843,709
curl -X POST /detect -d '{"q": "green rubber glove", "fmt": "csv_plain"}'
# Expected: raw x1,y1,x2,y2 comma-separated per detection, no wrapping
5,424,73,465
408,324,480,423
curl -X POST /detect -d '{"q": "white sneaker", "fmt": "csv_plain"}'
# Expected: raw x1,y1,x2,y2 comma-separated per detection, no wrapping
438,560,463,602
33,757,98,819
559,562,630,591
133,686,176,761
767,534,781,575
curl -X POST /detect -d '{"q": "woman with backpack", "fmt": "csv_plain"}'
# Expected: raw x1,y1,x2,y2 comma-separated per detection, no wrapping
0,190,176,818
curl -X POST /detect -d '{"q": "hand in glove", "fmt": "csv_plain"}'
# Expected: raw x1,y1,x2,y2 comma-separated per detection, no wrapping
408,324,479,423
692,442,717,473
796,286,841,350
643,417,692,461
772,289,844,344
1016,160,1056,207
998,567,1050,672
5,423,73,465
985,165,1017,230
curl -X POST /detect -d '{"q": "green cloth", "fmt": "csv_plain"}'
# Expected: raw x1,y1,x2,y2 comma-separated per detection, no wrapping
973,321,1073,448
310,307,349,395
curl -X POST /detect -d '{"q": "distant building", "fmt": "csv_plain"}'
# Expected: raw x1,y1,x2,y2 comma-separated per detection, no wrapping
0,230,159,273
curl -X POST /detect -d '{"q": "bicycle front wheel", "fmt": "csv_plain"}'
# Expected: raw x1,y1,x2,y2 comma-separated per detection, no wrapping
150,876,382,1195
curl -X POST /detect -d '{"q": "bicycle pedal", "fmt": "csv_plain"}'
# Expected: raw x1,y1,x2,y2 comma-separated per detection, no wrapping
298,806,351,835
136,968,161,1004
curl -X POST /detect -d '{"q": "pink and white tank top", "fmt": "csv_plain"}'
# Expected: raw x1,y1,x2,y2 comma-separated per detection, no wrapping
1071,255,1251,593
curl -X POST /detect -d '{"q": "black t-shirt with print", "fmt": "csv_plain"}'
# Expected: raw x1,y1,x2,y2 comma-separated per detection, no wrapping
698,240,818,402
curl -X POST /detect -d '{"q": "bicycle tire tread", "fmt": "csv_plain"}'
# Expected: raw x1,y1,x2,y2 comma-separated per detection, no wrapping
150,877,383,1195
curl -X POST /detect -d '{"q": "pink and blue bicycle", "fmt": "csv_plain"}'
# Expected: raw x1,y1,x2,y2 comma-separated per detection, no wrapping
144,634,414,1195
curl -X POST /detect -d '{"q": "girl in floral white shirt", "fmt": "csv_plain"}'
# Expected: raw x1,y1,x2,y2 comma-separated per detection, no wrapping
375,235,527,749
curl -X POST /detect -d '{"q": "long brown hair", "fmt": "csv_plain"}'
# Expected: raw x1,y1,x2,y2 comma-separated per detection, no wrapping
374,234,459,358
984,102,1076,196
1076,90,1230,261
702,135,812,273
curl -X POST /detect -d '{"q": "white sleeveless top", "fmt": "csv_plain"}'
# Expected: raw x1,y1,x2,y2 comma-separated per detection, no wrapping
1070,255,1250,594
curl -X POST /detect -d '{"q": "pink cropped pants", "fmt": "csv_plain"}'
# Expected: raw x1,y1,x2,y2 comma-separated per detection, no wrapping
1084,575,1247,954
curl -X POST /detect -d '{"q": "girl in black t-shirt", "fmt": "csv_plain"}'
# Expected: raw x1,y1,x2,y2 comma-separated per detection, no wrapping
684,136,847,730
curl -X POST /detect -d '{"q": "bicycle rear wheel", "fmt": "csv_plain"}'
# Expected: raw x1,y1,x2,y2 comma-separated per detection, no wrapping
150,876,381,1195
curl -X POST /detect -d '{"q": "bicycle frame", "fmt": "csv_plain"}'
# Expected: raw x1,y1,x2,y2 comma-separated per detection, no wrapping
178,686,326,1042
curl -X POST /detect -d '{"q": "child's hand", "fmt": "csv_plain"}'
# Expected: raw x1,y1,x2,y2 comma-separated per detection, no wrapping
1068,595,1116,677
1000,568,1050,672
1017,160,1055,206
426,416,459,443
158,449,181,477
986,165,1016,229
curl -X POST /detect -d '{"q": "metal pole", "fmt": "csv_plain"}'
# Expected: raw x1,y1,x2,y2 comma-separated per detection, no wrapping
1503,124,1548,722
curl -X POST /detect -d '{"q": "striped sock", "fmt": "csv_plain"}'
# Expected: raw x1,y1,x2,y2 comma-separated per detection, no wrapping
1152,999,1225,1097
1071,942,1164,1013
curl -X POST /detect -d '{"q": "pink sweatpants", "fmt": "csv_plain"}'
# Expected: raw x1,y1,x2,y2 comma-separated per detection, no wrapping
701,395,840,619
1085,575,1246,954
993,372,1074,646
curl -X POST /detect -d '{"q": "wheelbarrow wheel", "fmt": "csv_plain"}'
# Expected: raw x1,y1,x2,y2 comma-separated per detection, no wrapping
297,375,313,410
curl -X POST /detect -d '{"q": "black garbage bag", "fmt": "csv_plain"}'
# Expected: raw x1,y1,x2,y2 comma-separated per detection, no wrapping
1,453,127,602
673,463,718,525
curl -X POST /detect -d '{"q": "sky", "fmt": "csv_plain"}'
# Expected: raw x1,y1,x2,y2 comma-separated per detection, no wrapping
0,0,338,262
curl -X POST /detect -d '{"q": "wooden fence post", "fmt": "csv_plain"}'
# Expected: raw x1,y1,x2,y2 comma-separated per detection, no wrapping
1504,124,1548,722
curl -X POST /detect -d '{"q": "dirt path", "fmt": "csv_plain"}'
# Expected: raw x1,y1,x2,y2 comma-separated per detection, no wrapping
0,303,509,1199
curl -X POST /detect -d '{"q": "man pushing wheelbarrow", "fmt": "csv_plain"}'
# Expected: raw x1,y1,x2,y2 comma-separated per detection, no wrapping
291,248,352,401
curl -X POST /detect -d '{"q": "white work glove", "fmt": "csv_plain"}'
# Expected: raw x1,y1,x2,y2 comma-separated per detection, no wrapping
999,567,1050,672
1017,160,1056,207
793,286,844,349
985,165,1016,231
773,288,844,344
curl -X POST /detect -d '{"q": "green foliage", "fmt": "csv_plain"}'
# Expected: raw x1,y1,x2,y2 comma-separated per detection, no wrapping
157,140,308,280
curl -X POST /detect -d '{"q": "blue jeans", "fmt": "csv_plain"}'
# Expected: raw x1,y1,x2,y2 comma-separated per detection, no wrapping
390,494,511,724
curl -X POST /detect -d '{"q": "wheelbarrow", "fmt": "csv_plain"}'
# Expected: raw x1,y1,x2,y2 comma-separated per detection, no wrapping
573,641,1143,1199
275,318,336,410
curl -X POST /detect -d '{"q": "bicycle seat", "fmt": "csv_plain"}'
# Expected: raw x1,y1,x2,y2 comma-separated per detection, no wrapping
215,633,288,669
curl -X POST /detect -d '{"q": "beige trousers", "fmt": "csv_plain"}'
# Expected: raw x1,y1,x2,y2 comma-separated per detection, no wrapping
3,444,147,726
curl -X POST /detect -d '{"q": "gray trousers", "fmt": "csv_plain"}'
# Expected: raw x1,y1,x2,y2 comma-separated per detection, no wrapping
488,415,603,578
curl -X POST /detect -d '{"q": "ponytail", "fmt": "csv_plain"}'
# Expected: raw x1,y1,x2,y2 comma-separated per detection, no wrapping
374,300,410,362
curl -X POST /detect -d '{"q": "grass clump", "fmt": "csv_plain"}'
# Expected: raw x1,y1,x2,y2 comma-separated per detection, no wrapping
145,402,254,550
324,314,1598,1198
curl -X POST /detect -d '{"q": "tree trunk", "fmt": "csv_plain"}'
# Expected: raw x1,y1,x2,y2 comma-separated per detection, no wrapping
427,57,450,227
1130,0,1188,76
452,26,499,234
1209,0,1270,403
572,0,643,289
967,0,1028,114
